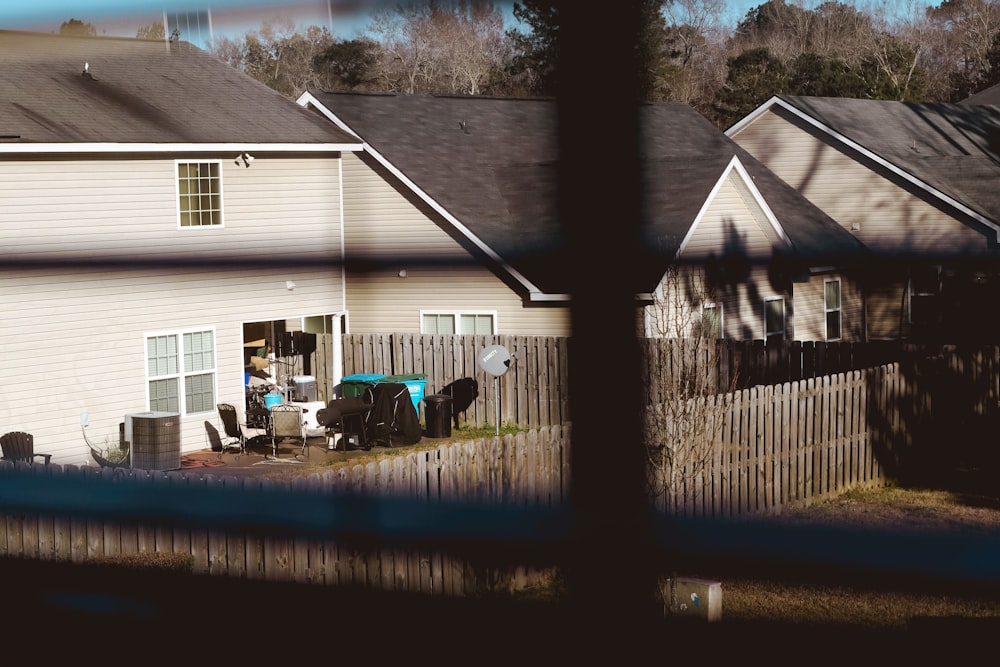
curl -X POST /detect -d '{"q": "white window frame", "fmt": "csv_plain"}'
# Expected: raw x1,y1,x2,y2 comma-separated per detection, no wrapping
764,296,785,342
701,302,723,339
175,160,224,228
145,326,217,416
420,310,498,335
824,279,842,341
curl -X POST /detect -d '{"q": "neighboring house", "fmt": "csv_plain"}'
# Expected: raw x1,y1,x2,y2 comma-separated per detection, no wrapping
297,91,866,342
958,83,1000,105
727,95,1000,343
0,31,361,464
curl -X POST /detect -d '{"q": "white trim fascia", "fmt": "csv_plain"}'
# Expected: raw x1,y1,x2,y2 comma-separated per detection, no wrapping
727,96,1000,243
0,142,363,155
674,155,792,259
725,95,783,137
298,91,364,139
362,140,554,299
299,92,564,302
299,100,569,301
731,156,792,247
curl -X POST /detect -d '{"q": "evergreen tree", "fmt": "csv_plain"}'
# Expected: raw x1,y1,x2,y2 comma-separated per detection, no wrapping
508,0,671,100
59,18,97,37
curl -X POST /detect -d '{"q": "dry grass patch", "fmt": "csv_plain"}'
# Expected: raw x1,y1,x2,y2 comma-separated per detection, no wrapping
721,484,1000,630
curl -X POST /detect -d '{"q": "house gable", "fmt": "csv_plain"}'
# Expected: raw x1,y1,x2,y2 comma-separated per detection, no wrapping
675,156,791,262
728,97,1000,256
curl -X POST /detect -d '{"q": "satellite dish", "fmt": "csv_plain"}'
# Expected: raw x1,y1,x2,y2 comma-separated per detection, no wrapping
479,344,511,377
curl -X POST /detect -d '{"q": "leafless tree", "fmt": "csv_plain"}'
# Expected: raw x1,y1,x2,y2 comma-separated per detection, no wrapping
136,21,165,41
642,264,737,516
920,0,1000,99
662,0,731,106
436,3,512,94
210,18,337,98
367,1,512,95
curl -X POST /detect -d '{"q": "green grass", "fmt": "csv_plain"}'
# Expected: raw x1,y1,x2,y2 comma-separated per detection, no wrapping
445,422,522,440
319,422,524,468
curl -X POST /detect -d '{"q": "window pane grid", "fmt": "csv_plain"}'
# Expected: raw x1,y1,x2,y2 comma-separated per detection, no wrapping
178,162,221,227
149,378,179,413
183,331,214,372
424,312,494,335
423,314,456,334
147,329,215,416
147,335,178,376
185,373,215,413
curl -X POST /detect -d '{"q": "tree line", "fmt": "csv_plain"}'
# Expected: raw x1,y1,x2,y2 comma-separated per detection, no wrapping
62,0,1000,129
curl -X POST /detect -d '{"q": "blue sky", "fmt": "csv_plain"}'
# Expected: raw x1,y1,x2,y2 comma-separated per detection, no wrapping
1,1,763,46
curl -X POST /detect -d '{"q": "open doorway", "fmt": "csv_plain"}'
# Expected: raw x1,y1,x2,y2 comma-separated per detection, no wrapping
242,314,344,405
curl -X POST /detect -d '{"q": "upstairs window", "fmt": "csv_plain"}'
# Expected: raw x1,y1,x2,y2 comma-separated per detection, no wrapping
176,161,222,227
421,311,496,335
825,279,842,341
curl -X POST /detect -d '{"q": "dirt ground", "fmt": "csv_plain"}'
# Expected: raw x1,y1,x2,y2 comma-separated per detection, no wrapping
181,432,455,480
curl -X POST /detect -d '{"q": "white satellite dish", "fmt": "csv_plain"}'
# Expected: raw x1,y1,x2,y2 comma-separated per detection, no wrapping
479,344,512,436
479,344,511,377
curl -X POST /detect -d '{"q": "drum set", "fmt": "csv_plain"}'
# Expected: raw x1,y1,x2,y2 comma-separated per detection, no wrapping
244,358,297,428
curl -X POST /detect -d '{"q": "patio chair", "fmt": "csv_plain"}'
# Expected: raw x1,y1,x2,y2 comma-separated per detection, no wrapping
0,431,51,465
269,403,306,458
212,403,268,454
216,403,249,455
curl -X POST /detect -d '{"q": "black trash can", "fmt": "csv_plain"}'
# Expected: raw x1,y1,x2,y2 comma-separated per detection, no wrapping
423,394,453,438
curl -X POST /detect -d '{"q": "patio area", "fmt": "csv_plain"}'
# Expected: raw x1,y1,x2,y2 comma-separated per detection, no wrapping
181,430,455,478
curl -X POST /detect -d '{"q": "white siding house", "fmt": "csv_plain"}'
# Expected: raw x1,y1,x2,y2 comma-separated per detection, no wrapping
0,32,361,464
728,96,1000,342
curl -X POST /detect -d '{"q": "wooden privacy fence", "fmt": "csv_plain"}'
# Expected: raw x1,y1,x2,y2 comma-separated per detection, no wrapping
318,333,571,430
3,346,997,589
0,427,569,595
650,345,1000,517
314,335,924,430
648,364,926,518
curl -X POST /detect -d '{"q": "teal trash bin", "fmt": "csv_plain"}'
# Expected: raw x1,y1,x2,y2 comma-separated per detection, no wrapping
340,373,385,398
376,374,428,415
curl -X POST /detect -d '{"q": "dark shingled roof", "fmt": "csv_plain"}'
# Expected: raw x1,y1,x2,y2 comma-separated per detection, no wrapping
960,83,1000,106
305,91,865,295
779,95,1000,231
0,30,357,145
